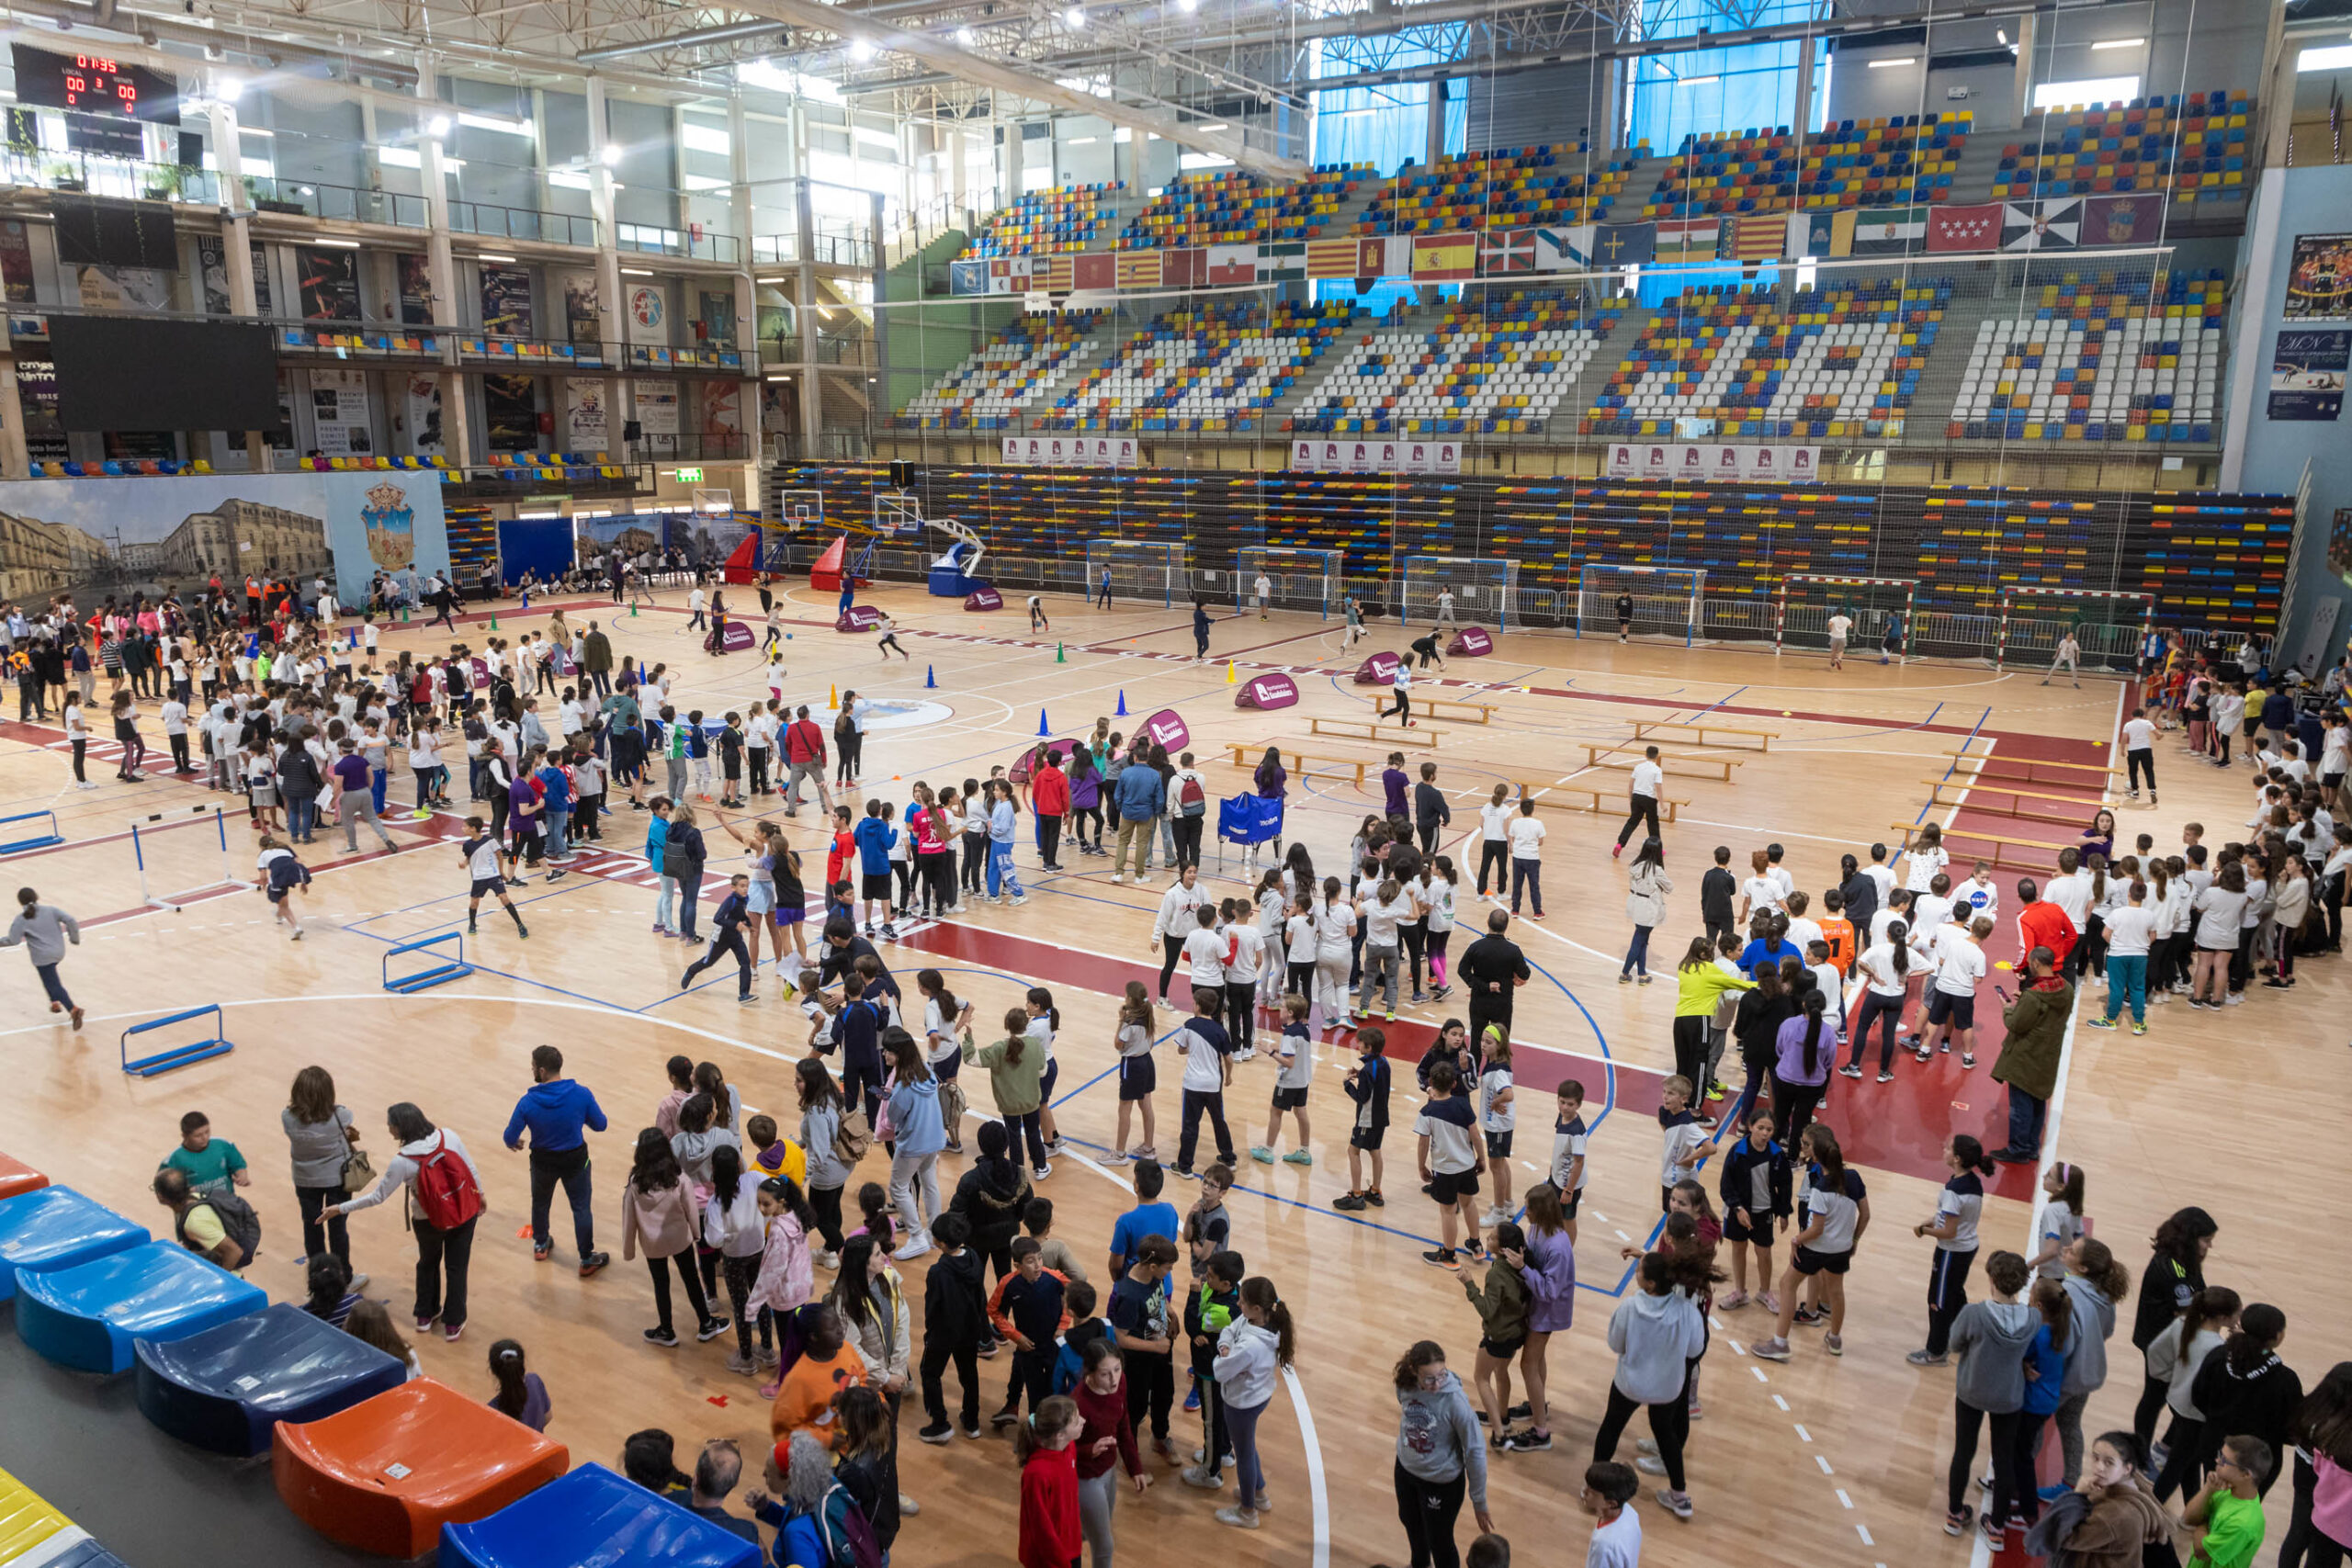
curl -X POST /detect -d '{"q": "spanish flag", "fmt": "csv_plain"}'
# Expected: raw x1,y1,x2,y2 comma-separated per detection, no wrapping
1411,231,1477,280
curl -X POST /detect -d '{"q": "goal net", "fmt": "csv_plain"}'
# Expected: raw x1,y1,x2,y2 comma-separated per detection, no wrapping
1236,547,1342,618
1577,565,1705,645
1996,589,2154,673
1086,538,1191,608
1776,575,1918,660
1400,556,1518,630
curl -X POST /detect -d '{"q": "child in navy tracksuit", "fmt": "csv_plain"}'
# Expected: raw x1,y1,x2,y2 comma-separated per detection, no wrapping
1334,1026,1393,1212
682,873,755,1000
987,1237,1069,1426
831,974,887,1126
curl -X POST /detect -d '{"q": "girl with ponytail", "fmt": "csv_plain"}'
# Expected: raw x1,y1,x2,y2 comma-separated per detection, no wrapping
1015,1395,1084,1568
2149,1285,2241,1500
1770,985,1835,1143
1209,1277,1295,1531
1909,1135,1996,1366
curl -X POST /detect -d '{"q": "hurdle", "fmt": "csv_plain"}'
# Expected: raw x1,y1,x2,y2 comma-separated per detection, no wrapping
383,931,475,994
121,1004,234,1077
130,806,243,912
0,808,62,854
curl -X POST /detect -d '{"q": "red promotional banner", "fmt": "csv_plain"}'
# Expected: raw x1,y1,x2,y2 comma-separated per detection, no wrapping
964,586,1003,611
1236,671,1299,710
1139,708,1191,751
1448,626,1494,657
836,605,884,632
1354,649,1401,686
1927,203,2001,254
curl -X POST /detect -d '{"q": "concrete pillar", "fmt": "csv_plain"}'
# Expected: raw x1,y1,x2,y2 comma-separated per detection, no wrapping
416,53,475,466
0,355,30,479
1426,78,1446,166
797,174,820,453
209,77,269,471
2013,15,2037,135
586,77,626,459
729,93,759,459
1792,46,1816,138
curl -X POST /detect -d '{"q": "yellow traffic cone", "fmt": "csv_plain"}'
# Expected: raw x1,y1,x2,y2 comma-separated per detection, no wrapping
1225,660,1237,683
828,683,838,709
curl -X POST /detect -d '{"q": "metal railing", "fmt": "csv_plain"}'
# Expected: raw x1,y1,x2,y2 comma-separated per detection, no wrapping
0,152,223,205
452,200,599,248
240,176,430,228
616,222,741,265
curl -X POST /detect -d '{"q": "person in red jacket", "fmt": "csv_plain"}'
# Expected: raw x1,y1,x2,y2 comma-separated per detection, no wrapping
1028,750,1070,873
781,703,833,819
1016,1394,1084,1568
2015,876,2078,970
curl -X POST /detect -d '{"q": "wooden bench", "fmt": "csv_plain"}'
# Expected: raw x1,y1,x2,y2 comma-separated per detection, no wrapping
1222,744,1371,789
1309,716,1448,747
1923,776,2117,830
1414,696,1495,726
1632,719,1777,752
1939,750,2121,792
1581,744,1746,784
1552,784,1693,823
1890,818,2075,875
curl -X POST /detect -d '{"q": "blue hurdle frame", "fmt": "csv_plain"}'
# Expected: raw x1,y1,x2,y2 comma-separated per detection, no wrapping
0,808,62,854
122,1005,235,1077
382,931,475,994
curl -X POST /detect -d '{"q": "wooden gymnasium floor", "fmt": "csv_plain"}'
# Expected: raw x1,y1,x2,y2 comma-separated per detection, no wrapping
2,581,2346,1568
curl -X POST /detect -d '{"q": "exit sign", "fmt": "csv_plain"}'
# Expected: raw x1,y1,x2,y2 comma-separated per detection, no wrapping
671,467,704,482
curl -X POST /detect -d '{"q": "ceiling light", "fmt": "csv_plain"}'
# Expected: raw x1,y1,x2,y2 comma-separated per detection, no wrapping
1065,6,1086,27
218,76,246,102
1068,135,1097,144
427,114,452,138
239,125,275,137
1996,28,2007,44
601,143,623,166
2301,43,2352,70
622,267,655,276
1201,121,1229,131
956,25,976,43
312,238,361,248
849,37,876,62
2091,37,2146,51
458,111,533,137
477,253,517,263
1868,57,1917,68
1676,74,1720,87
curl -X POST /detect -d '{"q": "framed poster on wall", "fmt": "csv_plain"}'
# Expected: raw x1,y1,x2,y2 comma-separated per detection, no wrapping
2267,329,2348,421
2286,233,2352,321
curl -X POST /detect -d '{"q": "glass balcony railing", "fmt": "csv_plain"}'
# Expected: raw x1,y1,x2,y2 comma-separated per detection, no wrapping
243,176,432,228
616,222,742,265
450,200,599,248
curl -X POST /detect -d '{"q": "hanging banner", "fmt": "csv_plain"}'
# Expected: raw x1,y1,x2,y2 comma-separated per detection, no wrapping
949,258,987,296
701,381,743,446
2268,329,2348,421
196,234,231,314
2286,233,2352,321
1479,230,1534,274
299,246,361,321
482,373,538,451
1925,204,1999,254
309,367,375,457
697,289,737,348
78,265,171,310
562,271,600,344
1654,218,1720,265
1288,437,1457,475
1071,253,1115,291
565,379,609,447
1532,226,1593,273
987,256,1032,294
1603,443,1819,482
1305,238,1361,279
1589,223,1655,269
2082,194,2164,247
481,265,536,338
1115,252,1161,289
626,282,668,345
396,254,434,324
1798,209,1855,259
1411,231,1478,280
1205,244,1257,287
1721,213,1786,263
634,379,680,437
1999,198,2082,252
403,373,446,457
1000,434,1136,467
0,219,32,304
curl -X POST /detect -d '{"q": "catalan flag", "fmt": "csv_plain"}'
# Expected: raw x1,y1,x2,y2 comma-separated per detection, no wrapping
1306,238,1361,278
1039,255,1075,293
1115,252,1162,289
1721,213,1786,262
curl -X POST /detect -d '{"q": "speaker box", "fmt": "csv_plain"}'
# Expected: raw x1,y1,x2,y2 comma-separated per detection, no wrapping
888,459,915,489
623,419,643,442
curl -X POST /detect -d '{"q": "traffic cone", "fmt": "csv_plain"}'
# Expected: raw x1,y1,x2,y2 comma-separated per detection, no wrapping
1115,690,1127,716
828,683,838,709
1056,641,1066,663
488,614,497,630
401,605,411,623
346,628,357,649
1037,708,1050,738
925,664,936,689
1226,660,1237,683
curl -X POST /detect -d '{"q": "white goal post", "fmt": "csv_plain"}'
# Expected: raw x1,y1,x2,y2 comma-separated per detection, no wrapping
1086,538,1191,608
1775,574,1918,660
1236,547,1342,619
1400,556,1518,630
1577,564,1705,646
1996,588,2155,673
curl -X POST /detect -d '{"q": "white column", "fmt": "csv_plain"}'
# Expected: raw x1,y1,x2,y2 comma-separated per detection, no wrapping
417,53,475,466
209,76,268,470
729,92,759,463
586,76,626,460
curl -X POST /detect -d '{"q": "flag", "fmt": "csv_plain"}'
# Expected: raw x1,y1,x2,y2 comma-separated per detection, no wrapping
1590,223,1656,268
987,256,1031,294
1163,249,1205,288
1355,234,1409,279
1721,213,1786,263
1071,252,1116,290
1115,252,1162,289
948,258,987,296
1655,217,1721,265
1306,238,1361,278
2081,195,2162,247
1412,232,1478,279
1261,242,1306,282
1532,226,1593,272
1039,255,1075,292
1204,243,1257,286
1480,230,1535,274
1852,207,1927,254
1797,209,1855,258
2000,198,2082,252
1925,203,2001,254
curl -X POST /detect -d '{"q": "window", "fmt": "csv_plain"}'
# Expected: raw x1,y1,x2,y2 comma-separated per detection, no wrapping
2300,45,2352,72
682,122,731,155
2030,75,2141,110
1022,164,1057,190
1177,152,1235,170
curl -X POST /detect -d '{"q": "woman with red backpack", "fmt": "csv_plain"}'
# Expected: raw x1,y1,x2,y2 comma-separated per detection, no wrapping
322,1103,487,1344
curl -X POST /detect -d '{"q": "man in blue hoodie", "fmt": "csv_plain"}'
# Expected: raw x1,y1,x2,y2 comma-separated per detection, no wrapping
503,1043,611,1276
1112,755,1165,884
853,798,899,939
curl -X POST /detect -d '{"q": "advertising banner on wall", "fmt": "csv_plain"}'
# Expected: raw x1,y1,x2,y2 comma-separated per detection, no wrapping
0,220,32,303
1287,437,1459,474
1604,442,1818,481
626,282,669,345
634,380,680,437
562,272,601,344
480,265,535,338
309,367,375,457
299,247,361,321
2267,329,2348,421
2287,233,2352,321
565,380,609,448
402,374,446,457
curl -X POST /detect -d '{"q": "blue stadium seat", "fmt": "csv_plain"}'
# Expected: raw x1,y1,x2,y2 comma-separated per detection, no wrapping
0,1188,146,1300
135,1302,408,1457
438,1463,762,1568
16,1242,266,1374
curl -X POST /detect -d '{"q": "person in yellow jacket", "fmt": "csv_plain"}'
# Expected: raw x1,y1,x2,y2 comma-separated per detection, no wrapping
1673,937,1755,1131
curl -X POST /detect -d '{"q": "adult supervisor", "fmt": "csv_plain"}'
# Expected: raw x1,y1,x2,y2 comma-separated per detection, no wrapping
1612,745,1665,858
1456,909,1531,1061
503,1043,612,1276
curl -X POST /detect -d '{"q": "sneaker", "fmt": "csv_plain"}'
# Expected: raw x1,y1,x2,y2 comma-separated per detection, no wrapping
643,1326,680,1348
1214,1507,1261,1530
1364,1190,1384,1206
737,993,758,1006
1501,1428,1552,1452
1332,1192,1368,1212
991,1406,1023,1429
1751,1337,1792,1361
533,1242,552,1262
1877,1070,1895,1084
1825,1333,1844,1356
1945,1506,1975,1537
2131,1022,2147,1035
1636,1455,1667,1475
1758,1291,1781,1314
726,1350,757,1374
1718,1289,1749,1310
1033,1163,1052,1180
1838,1064,1863,1079
1250,1146,1275,1164
415,1314,441,1333
960,1421,985,1441
697,1317,732,1342
578,1251,610,1278
444,1323,464,1343
919,1423,955,1445
1657,1490,1694,1521
892,1234,935,1262
1183,1387,1203,1413
2223,992,2245,1006
1706,1079,1729,1101
755,1345,779,1368
1794,1303,1826,1326
1282,1149,1313,1166
1906,1349,1950,1367
813,1250,841,1271
1422,1248,1461,1271
1182,1467,1224,1491
2084,1016,2117,1031
1961,1053,1975,1069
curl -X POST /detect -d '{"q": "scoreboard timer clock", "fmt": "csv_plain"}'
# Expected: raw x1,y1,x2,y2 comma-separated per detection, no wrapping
9,43,179,121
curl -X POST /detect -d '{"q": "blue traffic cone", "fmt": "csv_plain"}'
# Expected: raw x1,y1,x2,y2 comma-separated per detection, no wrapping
1037,708,1049,738
925,664,936,689
347,628,357,649
1115,690,1128,716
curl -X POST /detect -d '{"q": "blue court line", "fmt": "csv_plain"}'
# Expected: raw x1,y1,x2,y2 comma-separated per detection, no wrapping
339,920,649,1014
1916,705,1996,826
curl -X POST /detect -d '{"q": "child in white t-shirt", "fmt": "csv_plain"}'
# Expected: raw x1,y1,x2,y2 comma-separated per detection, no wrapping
1507,799,1546,919
1253,994,1315,1166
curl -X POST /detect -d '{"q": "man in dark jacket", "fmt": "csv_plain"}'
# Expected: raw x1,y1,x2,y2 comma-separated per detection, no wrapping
501,1043,611,1274
581,623,614,697
1991,946,2073,1161
277,733,326,845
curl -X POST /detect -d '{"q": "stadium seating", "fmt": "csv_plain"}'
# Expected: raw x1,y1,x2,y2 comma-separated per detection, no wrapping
0,1151,50,1201
897,311,1103,430
0,1187,145,1300
15,1241,266,1374
0,1462,131,1568
274,1379,570,1557
960,181,1124,258
1994,91,2250,205
1044,300,1361,433
134,1302,409,1458
1649,126,1801,218
1583,277,1948,440
1796,114,1969,209
1114,164,1373,249
439,1463,762,1568
1291,291,1625,435
1357,143,1642,233
1947,269,2226,444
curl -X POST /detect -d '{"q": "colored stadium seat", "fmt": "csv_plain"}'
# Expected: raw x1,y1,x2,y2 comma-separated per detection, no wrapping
439,1463,762,1568
960,181,1125,258
134,1302,409,1458
0,1152,50,1201
1949,268,2226,444
15,1541,133,1568
1294,290,1624,437
1043,299,1361,433
1993,90,2251,206
0,1464,77,1567
0,1188,145,1301
273,1379,570,1558
898,310,1104,431
14,1242,265,1374
1358,142,1636,233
